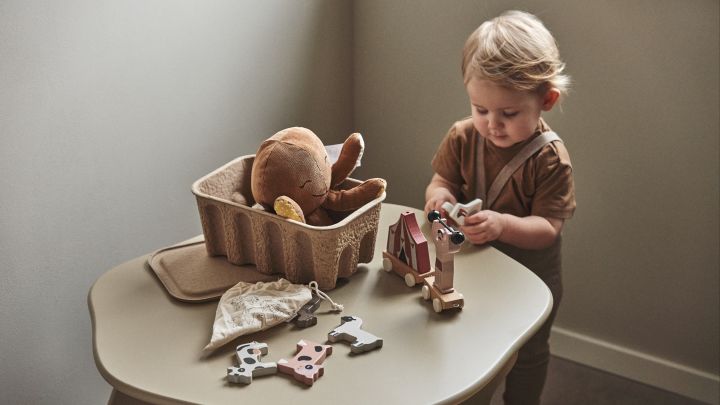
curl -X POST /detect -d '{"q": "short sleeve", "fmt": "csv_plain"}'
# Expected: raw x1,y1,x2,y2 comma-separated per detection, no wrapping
530,142,576,219
431,122,465,186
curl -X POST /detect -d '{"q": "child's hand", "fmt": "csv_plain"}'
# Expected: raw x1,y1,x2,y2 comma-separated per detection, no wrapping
424,191,457,217
461,210,507,245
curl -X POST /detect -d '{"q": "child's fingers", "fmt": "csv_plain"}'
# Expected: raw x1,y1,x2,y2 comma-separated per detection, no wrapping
463,211,488,225
463,227,489,244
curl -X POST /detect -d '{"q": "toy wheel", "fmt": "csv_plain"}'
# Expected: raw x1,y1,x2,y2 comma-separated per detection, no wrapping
433,298,443,313
421,285,430,300
404,273,416,287
382,258,393,272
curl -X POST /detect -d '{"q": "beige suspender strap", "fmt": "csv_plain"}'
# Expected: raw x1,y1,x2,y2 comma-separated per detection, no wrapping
476,137,487,205
478,131,562,209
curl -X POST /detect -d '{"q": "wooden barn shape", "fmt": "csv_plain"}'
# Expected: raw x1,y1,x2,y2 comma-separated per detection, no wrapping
386,212,431,274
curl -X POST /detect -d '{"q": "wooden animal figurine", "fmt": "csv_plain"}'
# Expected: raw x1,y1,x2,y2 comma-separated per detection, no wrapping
422,211,466,313
294,294,323,328
382,211,434,287
327,315,383,354
226,341,277,384
250,127,386,226
441,198,483,226
277,340,333,385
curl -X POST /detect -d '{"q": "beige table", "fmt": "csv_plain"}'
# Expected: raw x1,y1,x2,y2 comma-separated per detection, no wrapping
89,203,552,405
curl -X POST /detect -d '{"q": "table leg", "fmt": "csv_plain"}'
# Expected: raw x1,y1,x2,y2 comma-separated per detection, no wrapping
461,352,518,405
108,389,154,405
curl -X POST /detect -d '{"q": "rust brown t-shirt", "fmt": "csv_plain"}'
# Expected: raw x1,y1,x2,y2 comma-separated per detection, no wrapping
431,117,576,281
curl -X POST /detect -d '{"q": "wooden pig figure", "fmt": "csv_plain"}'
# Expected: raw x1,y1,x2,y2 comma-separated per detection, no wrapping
277,340,333,386
226,341,277,384
327,315,383,353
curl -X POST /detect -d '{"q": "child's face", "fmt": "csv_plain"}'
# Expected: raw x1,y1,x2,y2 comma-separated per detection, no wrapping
466,78,556,148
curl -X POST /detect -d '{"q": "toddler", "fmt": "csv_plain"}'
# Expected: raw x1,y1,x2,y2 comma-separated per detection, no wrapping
424,10,576,405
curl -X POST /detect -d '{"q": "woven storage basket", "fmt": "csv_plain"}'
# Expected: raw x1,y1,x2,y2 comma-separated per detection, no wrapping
192,155,385,290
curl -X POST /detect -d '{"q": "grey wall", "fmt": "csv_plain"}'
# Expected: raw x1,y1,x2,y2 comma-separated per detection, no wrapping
354,0,719,379
0,1,352,403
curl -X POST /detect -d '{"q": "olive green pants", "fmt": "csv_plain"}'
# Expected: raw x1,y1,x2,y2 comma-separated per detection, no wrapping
503,271,562,405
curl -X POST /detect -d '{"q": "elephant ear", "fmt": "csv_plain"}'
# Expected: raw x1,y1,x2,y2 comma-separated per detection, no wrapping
331,133,364,188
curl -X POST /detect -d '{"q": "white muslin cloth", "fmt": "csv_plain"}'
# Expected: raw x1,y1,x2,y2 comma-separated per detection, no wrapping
203,278,312,353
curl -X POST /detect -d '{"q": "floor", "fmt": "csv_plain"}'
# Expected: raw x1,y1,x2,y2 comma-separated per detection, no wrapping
487,356,709,405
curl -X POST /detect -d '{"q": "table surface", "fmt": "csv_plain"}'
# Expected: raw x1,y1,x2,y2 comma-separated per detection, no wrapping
89,203,552,405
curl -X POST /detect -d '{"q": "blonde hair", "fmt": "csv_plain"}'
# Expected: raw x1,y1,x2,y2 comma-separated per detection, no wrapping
462,10,569,95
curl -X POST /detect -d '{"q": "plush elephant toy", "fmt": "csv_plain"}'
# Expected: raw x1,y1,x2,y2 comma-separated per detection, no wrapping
250,127,386,226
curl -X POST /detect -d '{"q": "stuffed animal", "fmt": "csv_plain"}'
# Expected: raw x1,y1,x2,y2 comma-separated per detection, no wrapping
250,127,386,226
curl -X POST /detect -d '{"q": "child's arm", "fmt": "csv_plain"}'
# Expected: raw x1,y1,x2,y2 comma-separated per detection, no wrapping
462,211,564,250
424,173,459,215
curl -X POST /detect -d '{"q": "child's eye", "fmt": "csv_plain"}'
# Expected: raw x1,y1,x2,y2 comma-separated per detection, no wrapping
503,111,519,118
475,108,488,115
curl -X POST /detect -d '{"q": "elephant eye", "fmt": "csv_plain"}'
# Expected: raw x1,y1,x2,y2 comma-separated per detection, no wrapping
299,179,311,188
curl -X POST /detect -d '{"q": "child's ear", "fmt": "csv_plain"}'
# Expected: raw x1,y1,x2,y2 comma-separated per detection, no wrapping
541,88,561,111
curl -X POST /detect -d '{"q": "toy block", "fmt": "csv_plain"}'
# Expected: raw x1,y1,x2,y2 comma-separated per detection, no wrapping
294,294,323,328
277,340,333,385
441,198,483,225
226,341,277,384
327,315,383,354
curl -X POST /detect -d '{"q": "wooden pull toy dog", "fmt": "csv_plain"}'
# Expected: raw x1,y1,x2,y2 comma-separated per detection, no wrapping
277,340,333,385
327,315,383,353
421,210,466,313
226,341,277,384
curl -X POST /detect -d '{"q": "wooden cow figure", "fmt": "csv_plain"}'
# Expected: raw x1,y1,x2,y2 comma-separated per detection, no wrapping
277,340,333,385
226,341,277,384
327,315,383,353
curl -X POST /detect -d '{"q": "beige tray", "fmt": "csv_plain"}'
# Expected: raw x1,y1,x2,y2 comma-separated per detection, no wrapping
147,237,278,302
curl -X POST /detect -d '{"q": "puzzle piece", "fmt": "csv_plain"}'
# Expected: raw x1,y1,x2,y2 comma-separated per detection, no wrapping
327,315,383,353
277,340,333,385
226,341,277,384
441,198,483,225
294,294,323,328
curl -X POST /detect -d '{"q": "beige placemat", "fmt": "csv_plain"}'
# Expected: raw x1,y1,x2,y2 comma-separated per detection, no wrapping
147,239,279,302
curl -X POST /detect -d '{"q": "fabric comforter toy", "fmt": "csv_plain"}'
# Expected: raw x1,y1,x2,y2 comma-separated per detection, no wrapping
250,127,386,226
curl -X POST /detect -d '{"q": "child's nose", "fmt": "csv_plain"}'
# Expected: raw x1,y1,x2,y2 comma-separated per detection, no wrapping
488,114,503,129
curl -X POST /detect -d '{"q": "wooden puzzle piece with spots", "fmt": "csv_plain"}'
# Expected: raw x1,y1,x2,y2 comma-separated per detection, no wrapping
327,315,383,353
277,340,333,385
226,341,277,384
